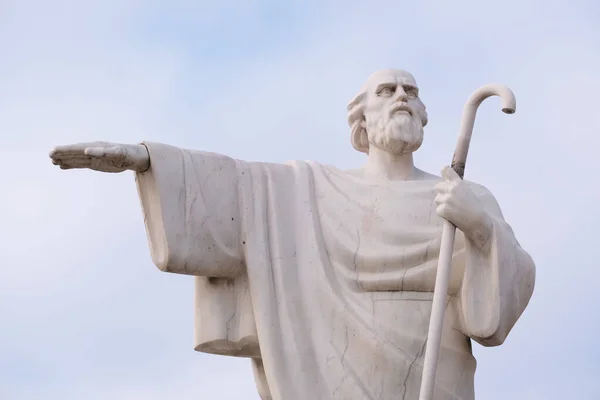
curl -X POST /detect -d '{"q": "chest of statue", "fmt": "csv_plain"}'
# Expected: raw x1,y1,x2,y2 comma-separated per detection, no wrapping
312,165,467,293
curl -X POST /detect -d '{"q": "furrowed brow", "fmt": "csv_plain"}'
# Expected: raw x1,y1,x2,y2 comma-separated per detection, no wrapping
374,81,396,93
403,83,419,93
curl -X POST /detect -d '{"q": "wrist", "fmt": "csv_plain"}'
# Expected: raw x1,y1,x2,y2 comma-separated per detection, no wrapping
130,144,150,172
465,211,493,252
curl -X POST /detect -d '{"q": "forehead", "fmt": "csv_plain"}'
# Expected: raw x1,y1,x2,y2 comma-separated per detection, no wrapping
364,69,418,90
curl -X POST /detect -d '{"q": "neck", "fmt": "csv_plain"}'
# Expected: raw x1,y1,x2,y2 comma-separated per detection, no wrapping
363,146,419,181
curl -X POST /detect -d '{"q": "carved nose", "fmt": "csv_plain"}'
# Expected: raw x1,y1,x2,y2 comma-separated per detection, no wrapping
395,91,408,102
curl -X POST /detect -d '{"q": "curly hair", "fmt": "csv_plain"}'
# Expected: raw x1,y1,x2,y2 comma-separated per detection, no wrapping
347,83,428,154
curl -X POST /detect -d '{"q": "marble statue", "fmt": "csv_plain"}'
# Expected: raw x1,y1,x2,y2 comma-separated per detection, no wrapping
49,69,536,400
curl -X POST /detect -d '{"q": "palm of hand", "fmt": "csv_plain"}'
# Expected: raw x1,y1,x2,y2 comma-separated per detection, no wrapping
49,142,149,173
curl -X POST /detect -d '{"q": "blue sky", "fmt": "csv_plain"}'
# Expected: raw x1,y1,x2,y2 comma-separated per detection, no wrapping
1,0,599,398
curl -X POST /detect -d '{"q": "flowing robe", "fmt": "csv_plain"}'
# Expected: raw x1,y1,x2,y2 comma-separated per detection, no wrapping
135,142,535,400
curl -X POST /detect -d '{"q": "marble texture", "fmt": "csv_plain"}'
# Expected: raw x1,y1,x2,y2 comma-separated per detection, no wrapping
49,69,535,400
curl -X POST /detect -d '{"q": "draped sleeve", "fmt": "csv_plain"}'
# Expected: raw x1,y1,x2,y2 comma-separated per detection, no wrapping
135,142,258,357
459,183,536,346
135,141,244,278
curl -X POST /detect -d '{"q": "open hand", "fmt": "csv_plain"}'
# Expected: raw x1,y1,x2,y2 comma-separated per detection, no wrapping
49,141,150,173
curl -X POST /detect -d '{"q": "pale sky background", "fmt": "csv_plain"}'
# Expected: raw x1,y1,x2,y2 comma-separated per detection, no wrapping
1,0,599,399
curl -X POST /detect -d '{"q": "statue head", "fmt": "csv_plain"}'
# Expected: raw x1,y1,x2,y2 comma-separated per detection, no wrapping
347,69,428,155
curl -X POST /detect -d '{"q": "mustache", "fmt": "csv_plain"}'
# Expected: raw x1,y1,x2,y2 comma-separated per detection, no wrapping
389,103,413,117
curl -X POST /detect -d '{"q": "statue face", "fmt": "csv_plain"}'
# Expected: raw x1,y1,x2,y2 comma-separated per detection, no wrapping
363,69,426,155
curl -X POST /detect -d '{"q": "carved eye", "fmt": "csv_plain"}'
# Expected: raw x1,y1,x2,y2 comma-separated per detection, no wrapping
378,86,395,97
404,86,418,98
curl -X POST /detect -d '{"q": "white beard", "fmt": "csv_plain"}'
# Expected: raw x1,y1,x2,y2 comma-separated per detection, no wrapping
366,113,424,154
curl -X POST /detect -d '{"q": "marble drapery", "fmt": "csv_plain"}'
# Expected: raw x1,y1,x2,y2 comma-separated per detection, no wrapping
135,142,535,400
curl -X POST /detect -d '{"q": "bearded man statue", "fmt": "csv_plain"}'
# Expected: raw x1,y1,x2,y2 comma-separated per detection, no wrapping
50,69,535,400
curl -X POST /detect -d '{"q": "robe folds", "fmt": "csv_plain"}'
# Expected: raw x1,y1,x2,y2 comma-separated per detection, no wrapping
135,142,535,400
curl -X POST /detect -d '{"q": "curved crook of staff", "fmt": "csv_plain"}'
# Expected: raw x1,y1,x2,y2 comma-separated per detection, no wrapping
417,84,516,400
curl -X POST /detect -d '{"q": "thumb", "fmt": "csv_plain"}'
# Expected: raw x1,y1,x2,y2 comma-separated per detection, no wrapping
441,165,461,182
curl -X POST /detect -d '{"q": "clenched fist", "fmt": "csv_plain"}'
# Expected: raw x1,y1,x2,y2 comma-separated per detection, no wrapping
435,166,493,251
49,141,150,173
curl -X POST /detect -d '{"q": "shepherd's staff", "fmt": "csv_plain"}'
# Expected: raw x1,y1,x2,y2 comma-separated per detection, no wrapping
418,84,516,400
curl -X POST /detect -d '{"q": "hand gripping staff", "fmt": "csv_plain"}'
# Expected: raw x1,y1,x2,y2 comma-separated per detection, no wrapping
417,84,516,400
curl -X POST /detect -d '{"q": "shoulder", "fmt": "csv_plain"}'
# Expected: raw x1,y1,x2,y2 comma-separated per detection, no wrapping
464,180,505,217
464,180,493,197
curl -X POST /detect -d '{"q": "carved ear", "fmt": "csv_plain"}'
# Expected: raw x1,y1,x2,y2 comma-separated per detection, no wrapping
347,92,366,113
348,90,369,154
351,123,369,154
348,91,368,153
348,107,364,128
347,93,366,124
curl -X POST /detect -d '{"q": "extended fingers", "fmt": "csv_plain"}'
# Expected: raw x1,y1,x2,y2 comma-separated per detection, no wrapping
50,141,115,160
54,157,93,169
50,142,98,159
49,142,132,173
51,154,92,164
49,144,85,159
50,145,93,168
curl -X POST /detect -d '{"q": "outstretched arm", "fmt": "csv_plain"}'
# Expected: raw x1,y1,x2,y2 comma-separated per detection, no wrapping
50,141,245,277
49,142,150,173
